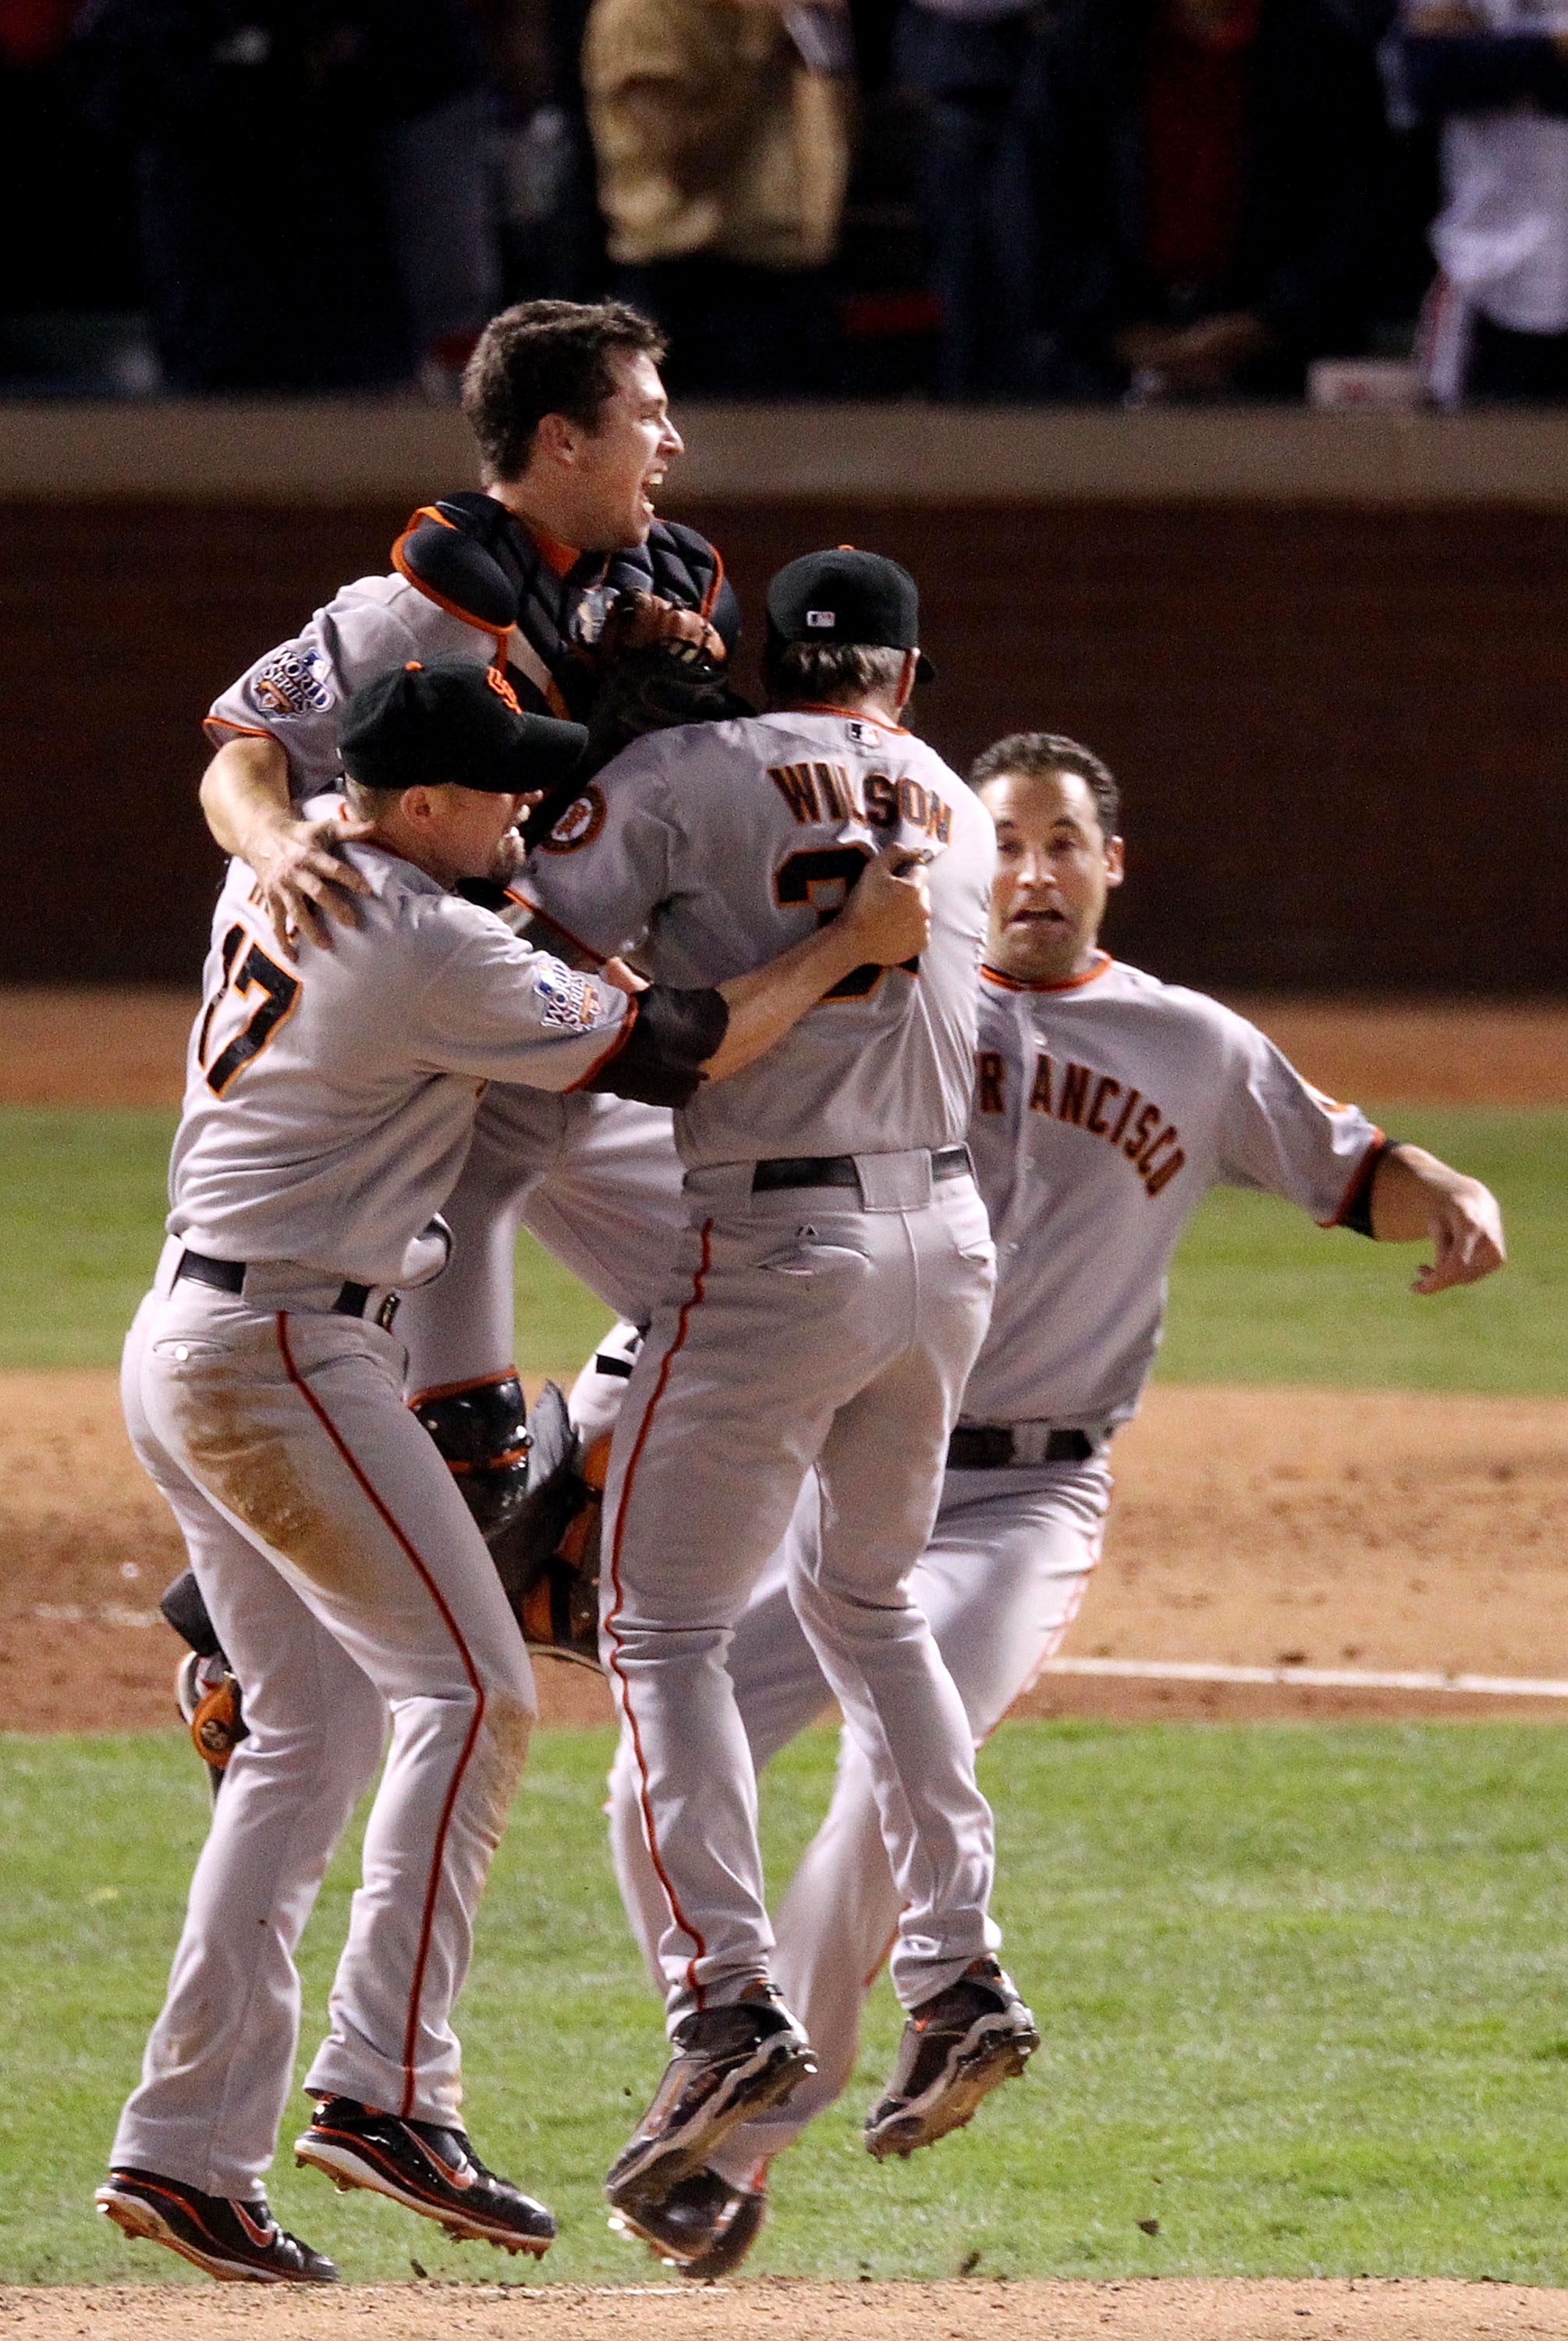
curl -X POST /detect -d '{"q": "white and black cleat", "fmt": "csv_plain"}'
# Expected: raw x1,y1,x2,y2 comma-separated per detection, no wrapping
605,1989,814,2214
864,1956,1040,2161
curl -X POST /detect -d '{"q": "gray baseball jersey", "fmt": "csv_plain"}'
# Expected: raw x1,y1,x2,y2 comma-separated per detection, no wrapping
961,953,1383,1430
170,844,630,1287
206,577,509,805
520,709,996,1167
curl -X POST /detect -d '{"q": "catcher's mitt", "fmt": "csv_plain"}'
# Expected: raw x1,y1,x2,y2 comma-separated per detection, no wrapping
488,1384,608,1671
584,591,754,771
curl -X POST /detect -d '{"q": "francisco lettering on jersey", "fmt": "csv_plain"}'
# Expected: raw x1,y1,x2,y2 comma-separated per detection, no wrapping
976,1048,1187,1199
533,958,604,1030
767,762,952,844
248,646,335,718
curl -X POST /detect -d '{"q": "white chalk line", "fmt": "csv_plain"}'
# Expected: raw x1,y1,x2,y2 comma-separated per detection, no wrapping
1040,1657,1568,1699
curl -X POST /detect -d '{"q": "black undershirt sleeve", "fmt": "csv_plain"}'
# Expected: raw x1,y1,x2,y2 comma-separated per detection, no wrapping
583,985,729,1110
1339,1136,1400,1240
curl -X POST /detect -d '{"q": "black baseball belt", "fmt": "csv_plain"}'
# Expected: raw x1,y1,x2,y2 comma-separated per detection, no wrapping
752,1145,972,1193
947,1423,1105,1469
174,1248,402,1329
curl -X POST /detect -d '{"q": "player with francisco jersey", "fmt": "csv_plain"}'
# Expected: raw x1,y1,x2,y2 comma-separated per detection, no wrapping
601,727,1506,2278
526,550,1044,2238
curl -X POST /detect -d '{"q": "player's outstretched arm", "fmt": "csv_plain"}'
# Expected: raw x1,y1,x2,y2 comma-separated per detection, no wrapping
1369,1142,1506,1295
199,734,372,957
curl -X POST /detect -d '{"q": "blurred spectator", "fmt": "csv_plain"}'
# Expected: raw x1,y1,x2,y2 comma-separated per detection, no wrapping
891,0,1050,401
1392,1,1568,403
582,0,853,394
1028,0,1393,400
71,0,494,393
473,0,606,304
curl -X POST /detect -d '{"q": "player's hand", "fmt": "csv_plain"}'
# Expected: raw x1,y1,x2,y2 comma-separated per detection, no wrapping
1411,1178,1506,1295
601,956,650,996
602,591,725,666
839,837,933,965
247,815,374,957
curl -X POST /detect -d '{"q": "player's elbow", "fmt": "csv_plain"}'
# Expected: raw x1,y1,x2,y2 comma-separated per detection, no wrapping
578,986,730,1108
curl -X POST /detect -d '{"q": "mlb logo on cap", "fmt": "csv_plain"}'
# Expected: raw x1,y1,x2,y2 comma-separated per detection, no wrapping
766,547,936,683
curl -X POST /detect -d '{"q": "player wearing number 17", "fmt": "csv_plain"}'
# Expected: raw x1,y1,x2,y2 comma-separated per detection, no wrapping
96,659,929,2285
523,549,1037,2222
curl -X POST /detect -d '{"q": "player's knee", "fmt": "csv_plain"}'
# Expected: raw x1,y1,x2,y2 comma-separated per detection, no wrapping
410,1373,530,1540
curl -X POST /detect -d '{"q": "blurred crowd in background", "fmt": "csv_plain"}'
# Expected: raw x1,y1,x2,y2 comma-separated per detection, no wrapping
5,0,1568,407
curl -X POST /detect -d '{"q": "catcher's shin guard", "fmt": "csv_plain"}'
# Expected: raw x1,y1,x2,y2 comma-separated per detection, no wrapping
488,1384,607,1670
410,1372,530,1540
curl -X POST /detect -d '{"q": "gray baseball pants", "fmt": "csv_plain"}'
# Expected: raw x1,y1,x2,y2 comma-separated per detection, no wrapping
397,1085,683,1394
601,1153,999,2028
111,1243,535,2197
609,1453,1110,2179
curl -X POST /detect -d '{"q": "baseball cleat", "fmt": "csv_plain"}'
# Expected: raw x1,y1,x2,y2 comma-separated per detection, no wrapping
864,1956,1040,2161
94,2168,337,2284
293,2098,555,2255
608,2165,768,2278
605,1991,814,2213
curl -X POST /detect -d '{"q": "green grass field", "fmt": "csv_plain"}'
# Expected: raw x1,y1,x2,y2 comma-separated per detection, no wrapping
1,1104,1562,1389
7,1721,1568,2286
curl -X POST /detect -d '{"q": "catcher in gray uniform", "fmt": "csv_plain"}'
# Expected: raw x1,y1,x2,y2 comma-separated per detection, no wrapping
168,299,738,1750
594,729,1506,2275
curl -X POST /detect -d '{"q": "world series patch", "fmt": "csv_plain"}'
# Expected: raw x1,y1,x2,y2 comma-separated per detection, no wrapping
248,646,335,718
539,784,606,855
534,958,603,1031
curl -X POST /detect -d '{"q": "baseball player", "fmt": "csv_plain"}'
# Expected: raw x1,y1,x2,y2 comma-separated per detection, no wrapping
193,296,729,1544
599,728,1506,2275
521,548,1042,2231
97,658,931,2286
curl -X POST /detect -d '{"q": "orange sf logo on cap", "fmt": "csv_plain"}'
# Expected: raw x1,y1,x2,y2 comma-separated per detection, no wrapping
486,667,522,713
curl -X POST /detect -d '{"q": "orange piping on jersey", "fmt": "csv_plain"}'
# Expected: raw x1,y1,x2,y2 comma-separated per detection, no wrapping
391,507,512,668
275,1310,488,2119
565,995,640,1092
407,1366,523,1410
601,1222,715,2005
1323,1126,1387,1229
698,543,725,622
791,702,910,735
204,715,283,748
510,886,611,971
526,524,580,579
981,951,1113,994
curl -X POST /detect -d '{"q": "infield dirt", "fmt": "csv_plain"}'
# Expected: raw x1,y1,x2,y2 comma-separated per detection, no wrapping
2,2277,1566,2341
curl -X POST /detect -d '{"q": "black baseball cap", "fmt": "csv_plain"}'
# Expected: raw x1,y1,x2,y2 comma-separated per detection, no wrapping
339,658,589,796
765,548,935,683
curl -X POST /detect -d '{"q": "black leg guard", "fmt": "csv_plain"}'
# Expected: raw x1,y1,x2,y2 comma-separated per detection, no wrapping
409,1372,531,1542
